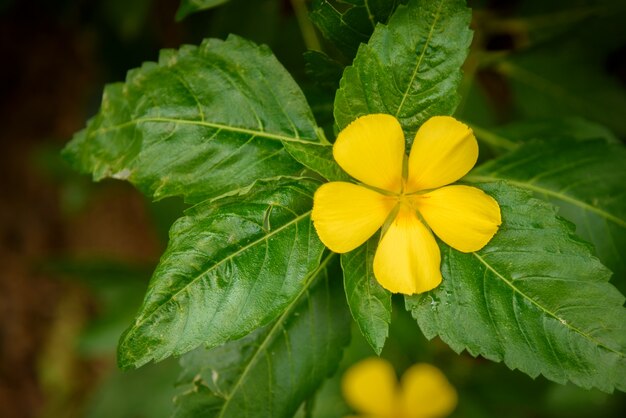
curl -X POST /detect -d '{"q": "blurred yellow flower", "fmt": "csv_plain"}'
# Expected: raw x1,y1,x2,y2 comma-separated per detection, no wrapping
312,114,501,294
342,358,457,418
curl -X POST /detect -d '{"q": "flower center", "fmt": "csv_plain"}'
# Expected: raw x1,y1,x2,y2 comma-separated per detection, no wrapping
386,192,427,228
397,193,417,210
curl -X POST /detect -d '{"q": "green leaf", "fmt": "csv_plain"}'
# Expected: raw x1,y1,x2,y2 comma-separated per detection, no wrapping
176,0,230,21
301,51,344,149
341,234,392,354
334,0,473,141
468,139,626,289
117,178,325,369
304,50,344,92
63,35,325,203
406,182,626,392
173,254,351,418
282,142,351,182
310,0,405,59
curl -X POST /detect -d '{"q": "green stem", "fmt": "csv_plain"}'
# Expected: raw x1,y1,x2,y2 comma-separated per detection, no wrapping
290,0,322,51
468,123,517,151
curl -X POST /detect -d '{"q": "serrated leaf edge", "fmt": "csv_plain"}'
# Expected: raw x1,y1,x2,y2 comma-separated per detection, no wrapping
393,0,445,118
472,251,624,357
119,206,317,368
215,254,336,417
341,239,391,355
173,253,339,415
467,175,626,229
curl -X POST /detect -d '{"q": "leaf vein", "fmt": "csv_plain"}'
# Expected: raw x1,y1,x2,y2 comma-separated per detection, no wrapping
217,254,335,417
133,210,313,339
88,117,323,145
472,252,624,357
394,0,444,118
466,175,626,228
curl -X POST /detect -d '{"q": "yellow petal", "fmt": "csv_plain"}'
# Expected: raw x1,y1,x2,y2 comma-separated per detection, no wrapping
399,364,457,418
342,357,397,416
312,182,395,253
334,114,405,193
415,185,501,253
406,116,477,191
373,207,442,294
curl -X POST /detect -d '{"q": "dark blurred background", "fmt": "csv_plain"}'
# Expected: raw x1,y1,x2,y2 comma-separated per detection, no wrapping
1,0,625,417
0,0,179,416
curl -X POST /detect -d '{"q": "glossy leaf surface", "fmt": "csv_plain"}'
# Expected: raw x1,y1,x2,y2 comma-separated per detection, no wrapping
173,254,351,418
283,142,351,182
406,182,626,392
334,0,472,141
64,35,325,203
468,139,626,288
341,234,391,354
118,178,325,368
310,0,404,59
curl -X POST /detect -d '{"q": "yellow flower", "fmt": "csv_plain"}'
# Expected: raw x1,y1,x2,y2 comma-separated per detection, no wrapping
312,114,501,294
342,358,457,418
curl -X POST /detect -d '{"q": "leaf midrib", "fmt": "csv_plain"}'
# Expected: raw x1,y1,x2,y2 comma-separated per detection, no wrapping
217,253,336,418
88,116,326,145
394,0,444,118
473,252,624,357
128,209,314,340
466,175,626,229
